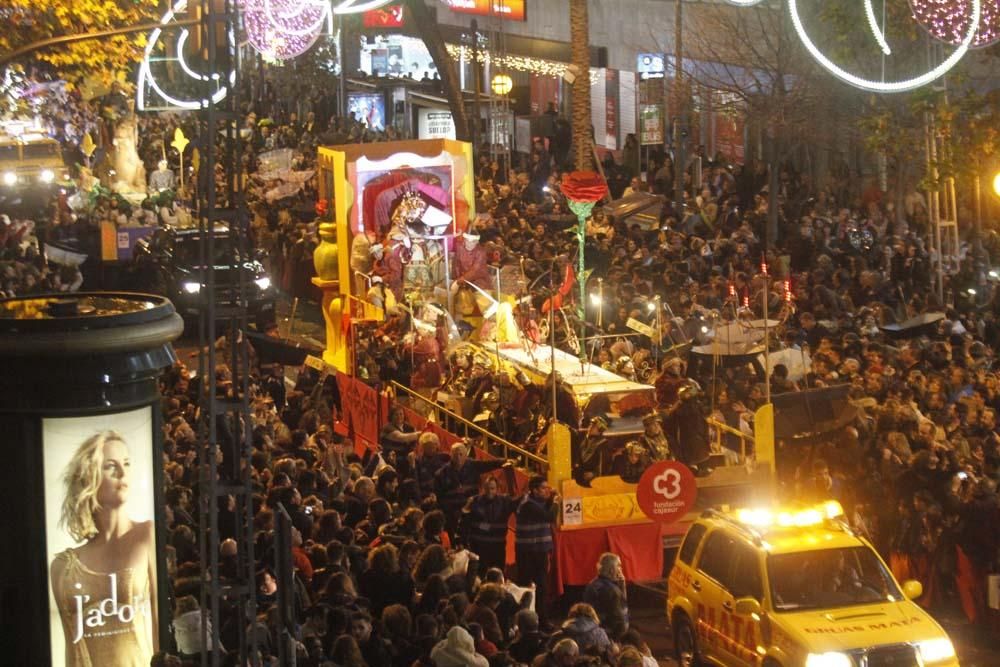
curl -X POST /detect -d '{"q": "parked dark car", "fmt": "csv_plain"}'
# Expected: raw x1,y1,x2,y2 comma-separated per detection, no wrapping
131,224,276,327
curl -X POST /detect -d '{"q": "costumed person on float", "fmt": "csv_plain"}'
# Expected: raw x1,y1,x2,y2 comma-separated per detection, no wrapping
611,441,652,483
381,229,410,300
148,159,176,193
639,412,672,461
451,230,492,296
573,416,610,486
664,379,712,476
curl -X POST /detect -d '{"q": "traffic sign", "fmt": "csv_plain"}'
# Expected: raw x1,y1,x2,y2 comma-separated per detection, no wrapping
636,461,697,523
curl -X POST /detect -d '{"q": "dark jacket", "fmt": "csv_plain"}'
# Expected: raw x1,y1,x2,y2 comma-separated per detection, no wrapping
549,616,611,655
514,494,556,554
357,568,415,618
509,631,548,664
583,574,629,639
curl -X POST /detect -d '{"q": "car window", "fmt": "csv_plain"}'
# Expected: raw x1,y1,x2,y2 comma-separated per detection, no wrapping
678,523,707,565
696,531,734,587
767,546,902,612
729,543,763,600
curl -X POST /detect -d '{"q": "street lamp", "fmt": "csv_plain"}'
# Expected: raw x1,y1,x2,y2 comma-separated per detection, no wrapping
993,171,1000,197
491,73,513,96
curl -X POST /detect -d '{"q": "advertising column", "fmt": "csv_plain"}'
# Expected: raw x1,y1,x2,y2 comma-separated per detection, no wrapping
0,293,183,667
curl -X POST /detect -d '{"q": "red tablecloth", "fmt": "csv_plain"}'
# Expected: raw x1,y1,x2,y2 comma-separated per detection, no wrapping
554,521,680,593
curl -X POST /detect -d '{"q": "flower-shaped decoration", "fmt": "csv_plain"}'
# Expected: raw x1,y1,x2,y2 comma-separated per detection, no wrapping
315,198,329,218
561,171,609,204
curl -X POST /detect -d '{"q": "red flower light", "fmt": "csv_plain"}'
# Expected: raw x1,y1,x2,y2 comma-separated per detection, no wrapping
561,171,609,204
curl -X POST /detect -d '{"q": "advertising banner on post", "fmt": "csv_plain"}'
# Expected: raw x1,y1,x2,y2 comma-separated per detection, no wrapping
42,406,159,667
640,105,664,146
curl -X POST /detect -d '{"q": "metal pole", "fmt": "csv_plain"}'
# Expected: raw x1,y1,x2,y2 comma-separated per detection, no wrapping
597,278,603,328
495,264,504,439
654,295,661,368
338,13,347,118
763,268,771,406
471,19,482,158
672,0,684,208
550,303,557,425
976,173,983,235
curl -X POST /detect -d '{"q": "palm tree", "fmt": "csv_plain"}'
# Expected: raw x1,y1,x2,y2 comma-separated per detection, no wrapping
570,0,591,171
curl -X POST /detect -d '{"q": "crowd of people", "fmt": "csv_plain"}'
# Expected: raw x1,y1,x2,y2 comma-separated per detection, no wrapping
5,69,1000,665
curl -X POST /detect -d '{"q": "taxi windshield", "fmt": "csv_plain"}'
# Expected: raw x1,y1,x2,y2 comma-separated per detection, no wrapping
767,547,902,612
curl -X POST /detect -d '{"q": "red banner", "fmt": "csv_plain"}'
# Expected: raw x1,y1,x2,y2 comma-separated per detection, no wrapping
363,5,404,28
336,374,387,450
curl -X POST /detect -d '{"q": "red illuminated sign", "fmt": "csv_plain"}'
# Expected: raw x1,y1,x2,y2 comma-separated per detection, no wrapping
443,0,526,21
363,4,404,27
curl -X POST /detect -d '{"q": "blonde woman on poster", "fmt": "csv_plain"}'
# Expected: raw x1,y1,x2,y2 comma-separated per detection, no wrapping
49,431,157,667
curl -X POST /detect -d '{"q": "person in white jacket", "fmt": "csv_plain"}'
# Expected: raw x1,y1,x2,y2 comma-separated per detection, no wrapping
429,625,489,667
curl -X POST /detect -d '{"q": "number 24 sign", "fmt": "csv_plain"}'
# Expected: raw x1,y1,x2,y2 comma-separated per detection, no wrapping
636,461,697,523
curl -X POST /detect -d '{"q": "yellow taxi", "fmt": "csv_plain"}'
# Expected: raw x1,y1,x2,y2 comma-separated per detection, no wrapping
666,501,959,667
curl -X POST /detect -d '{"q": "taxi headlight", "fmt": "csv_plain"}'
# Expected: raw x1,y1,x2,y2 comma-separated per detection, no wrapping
39,169,55,183
805,653,852,667
182,281,201,294
255,276,271,291
3,172,16,186
916,638,955,663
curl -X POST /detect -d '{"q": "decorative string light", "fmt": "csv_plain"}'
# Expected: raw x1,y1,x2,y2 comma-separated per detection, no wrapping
445,43,602,82
786,0,980,92
137,0,236,110
864,0,893,54
909,0,1000,48
242,0,328,61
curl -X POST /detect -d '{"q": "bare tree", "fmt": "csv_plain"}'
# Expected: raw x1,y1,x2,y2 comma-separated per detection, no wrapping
406,0,471,141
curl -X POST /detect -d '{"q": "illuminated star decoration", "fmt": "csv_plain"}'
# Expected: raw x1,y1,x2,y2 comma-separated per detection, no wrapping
909,0,1000,48
241,0,331,62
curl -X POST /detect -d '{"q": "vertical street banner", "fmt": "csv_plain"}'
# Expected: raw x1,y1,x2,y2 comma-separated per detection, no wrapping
590,68,607,149
619,71,637,139
604,69,619,151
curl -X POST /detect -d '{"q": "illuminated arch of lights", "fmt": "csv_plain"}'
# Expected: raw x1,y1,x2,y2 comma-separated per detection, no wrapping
721,0,982,93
